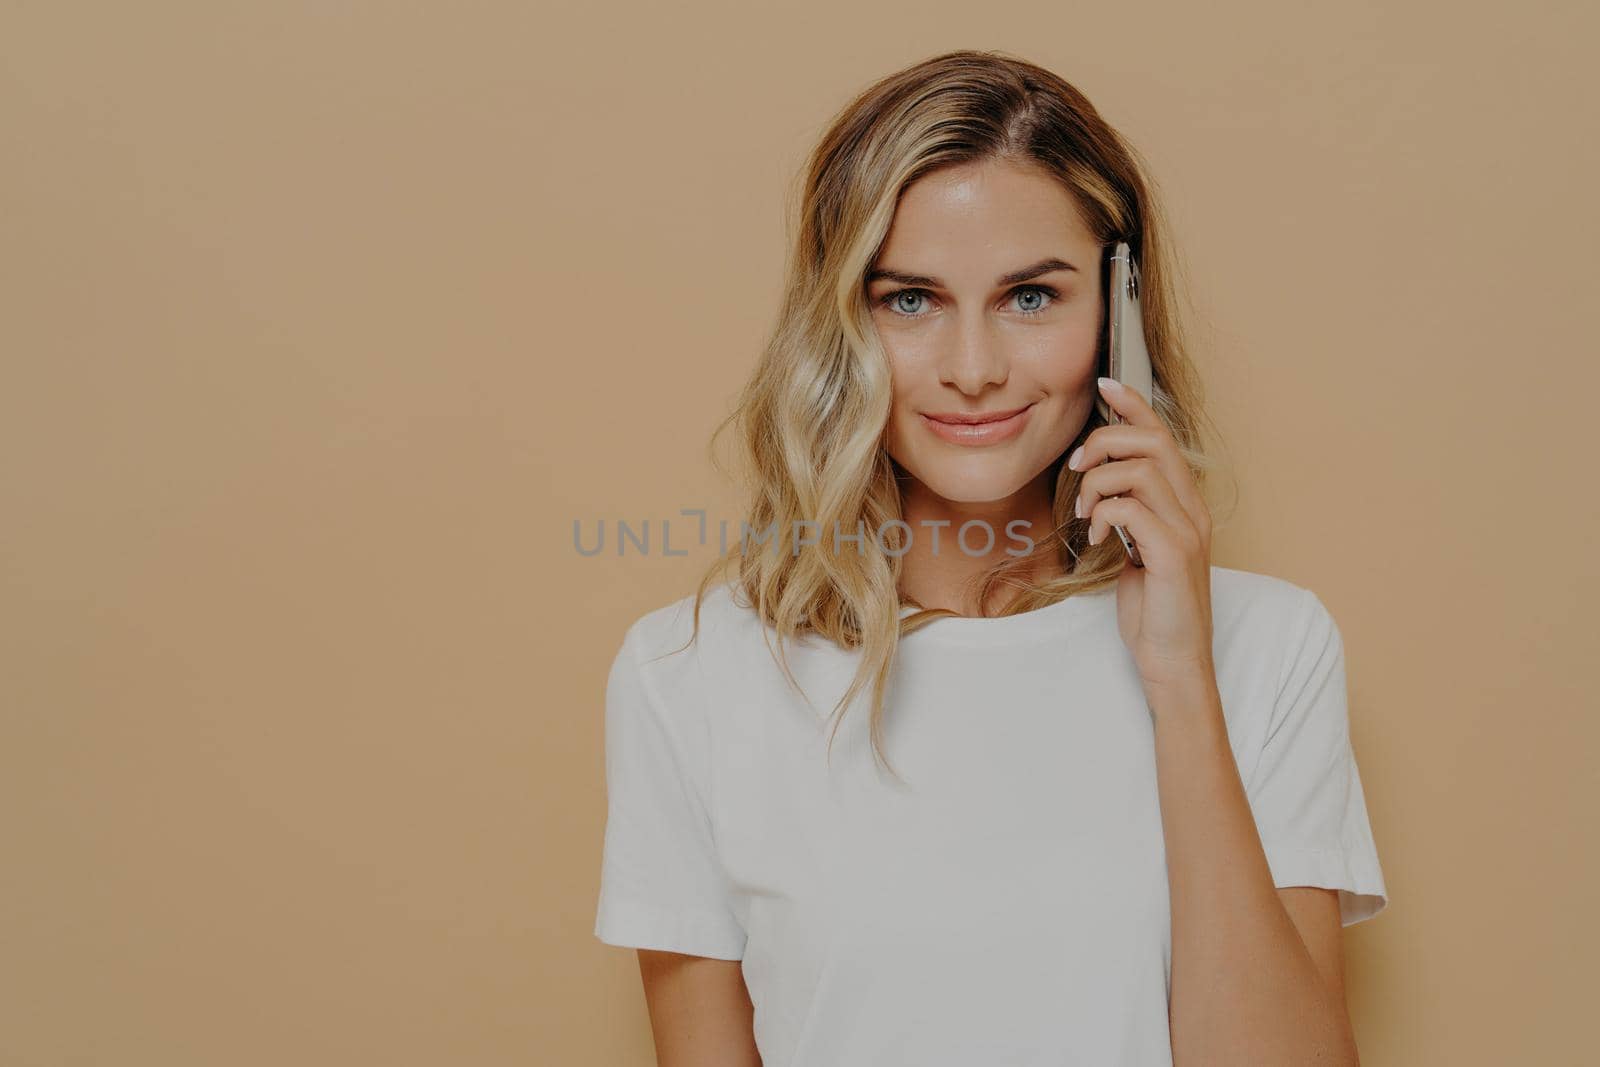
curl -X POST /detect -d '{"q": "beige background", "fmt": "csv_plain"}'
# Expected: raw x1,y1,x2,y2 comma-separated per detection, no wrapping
2,2,1595,1064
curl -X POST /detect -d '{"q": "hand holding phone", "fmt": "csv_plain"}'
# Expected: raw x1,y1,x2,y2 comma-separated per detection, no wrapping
1092,241,1154,568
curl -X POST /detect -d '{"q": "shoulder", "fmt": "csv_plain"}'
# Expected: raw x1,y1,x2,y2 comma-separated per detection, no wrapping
619,578,758,662
1209,563,1317,622
612,578,775,701
1209,564,1332,639
1208,564,1341,695
601,584,741,763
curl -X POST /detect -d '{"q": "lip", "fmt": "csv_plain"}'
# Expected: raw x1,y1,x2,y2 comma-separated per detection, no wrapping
920,402,1035,446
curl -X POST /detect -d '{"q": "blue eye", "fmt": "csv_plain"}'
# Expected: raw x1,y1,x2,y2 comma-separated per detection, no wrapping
1011,285,1057,315
886,289,930,316
877,285,1060,319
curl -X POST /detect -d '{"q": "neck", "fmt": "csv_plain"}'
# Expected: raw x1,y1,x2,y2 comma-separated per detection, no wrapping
895,463,1066,617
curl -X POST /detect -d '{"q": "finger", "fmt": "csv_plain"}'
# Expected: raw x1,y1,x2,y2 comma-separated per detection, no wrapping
1076,456,1194,537
1096,376,1157,429
1067,425,1209,536
1085,495,1186,569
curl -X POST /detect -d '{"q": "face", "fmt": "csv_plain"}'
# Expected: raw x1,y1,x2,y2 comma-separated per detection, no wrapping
865,157,1104,506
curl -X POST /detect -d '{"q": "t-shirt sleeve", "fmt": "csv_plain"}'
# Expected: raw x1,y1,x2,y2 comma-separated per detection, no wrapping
1244,587,1390,927
593,623,747,959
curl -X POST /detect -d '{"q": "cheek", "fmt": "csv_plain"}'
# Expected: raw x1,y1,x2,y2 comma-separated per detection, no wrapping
880,335,929,380
882,347,926,415
1012,320,1102,386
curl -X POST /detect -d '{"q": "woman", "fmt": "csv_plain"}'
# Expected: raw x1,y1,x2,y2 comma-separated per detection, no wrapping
594,49,1388,1066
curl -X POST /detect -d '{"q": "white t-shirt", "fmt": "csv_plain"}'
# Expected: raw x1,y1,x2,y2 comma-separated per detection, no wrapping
593,564,1388,1066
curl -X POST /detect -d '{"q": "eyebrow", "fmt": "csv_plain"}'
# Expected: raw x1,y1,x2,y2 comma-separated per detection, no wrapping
864,257,1079,289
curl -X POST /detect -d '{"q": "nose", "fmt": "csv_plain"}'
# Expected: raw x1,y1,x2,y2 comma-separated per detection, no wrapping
937,316,1009,394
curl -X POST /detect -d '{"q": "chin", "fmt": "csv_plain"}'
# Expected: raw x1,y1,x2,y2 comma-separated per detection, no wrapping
907,461,1034,504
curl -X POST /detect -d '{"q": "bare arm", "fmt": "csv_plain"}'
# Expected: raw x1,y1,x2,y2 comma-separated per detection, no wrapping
1278,885,1350,1005
636,949,762,1067
1149,671,1361,1066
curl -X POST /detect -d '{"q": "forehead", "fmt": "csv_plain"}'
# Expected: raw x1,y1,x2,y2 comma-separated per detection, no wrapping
873,159,1098,276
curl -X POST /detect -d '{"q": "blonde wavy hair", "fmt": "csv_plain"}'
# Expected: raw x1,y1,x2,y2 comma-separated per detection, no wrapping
676,49,1233,781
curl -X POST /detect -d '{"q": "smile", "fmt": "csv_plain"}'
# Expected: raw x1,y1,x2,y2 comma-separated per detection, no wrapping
920,403,1035,447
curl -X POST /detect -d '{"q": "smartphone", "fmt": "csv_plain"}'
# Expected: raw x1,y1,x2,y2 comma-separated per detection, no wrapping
1091,241,1154,568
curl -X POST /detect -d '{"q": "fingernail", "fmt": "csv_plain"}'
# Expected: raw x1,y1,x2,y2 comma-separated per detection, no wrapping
1098,376,1119,392
1068,445,1085,470
1074,493,1083,519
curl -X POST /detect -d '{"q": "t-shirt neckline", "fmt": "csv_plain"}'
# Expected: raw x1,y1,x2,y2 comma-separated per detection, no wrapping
897,588,1108,644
